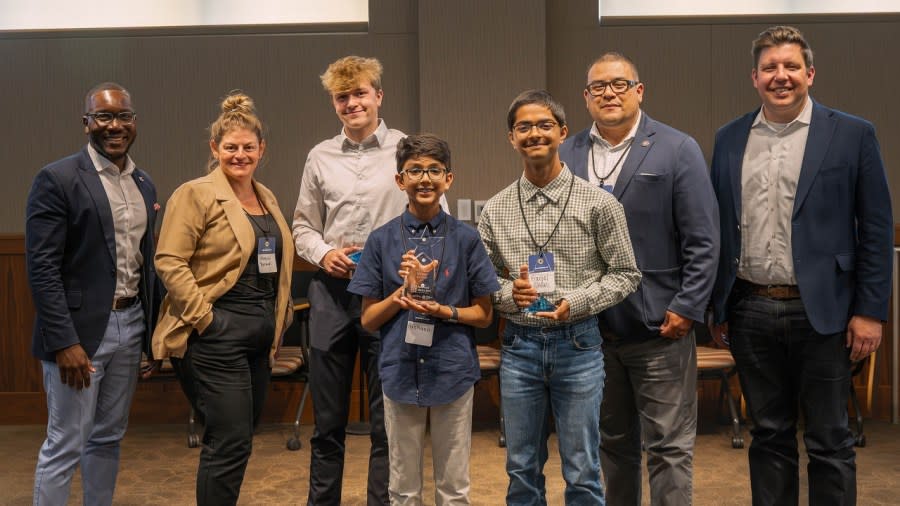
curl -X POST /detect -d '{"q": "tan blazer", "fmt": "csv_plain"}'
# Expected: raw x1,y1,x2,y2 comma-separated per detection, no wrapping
152,168,294,361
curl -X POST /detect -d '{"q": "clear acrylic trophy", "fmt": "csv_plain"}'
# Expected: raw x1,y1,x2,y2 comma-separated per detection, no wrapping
403,233,444,302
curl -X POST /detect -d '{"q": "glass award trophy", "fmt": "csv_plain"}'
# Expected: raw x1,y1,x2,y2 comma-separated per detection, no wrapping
523,296,555,314
403,233,444,302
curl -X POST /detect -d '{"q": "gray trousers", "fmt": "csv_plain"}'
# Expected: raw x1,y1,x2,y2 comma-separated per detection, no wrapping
600,331,697,506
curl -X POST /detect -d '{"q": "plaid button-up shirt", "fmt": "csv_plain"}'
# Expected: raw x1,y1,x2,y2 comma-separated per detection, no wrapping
478,165,640,327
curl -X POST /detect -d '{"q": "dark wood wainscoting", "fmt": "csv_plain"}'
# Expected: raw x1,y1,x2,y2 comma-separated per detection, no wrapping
2,233,896,425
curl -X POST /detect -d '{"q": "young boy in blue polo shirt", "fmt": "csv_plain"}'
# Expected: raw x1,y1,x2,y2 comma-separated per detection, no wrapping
348,133,500,505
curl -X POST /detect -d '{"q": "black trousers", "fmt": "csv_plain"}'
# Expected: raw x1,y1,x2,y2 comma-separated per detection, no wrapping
729,292,856,506
172,302,274,506
307,273,388,506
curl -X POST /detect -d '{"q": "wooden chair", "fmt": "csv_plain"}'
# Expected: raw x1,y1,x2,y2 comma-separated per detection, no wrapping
474,317,505,447
849,351,877,447
142,279,313,450
696,345,744,449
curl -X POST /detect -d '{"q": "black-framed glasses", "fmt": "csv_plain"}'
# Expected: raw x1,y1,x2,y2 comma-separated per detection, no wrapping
400,167,449,181
84,111,137,125
586,79,639,97
512,120,558,135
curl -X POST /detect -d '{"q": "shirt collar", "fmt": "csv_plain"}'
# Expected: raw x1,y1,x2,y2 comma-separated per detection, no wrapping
589,110,642,149
402,208,446,235
752,95,813,133
340,119,388,151
87,142,135,176
518,164,573,204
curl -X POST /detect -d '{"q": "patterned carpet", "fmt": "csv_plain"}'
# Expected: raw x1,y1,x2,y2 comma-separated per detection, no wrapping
2,420,899,505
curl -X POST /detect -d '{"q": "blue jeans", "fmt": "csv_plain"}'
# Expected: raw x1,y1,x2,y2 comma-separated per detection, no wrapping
33,302,144,506
729,293,855,506
501,317,605,506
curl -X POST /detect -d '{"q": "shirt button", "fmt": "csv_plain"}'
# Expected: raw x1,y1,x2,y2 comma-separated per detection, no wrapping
419,358,425,364
733,258,739,265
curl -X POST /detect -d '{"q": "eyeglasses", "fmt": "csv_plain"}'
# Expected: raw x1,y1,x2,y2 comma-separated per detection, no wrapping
586,79,639,97
84,111,137,126
400,167,449,181
512,120,558,135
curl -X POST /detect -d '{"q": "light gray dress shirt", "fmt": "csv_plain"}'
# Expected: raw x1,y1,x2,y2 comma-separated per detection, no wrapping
293,120,410,266
738,97,812,285
87,143,147,299
587,110,642,190
292,120,448,266
477,165,640,327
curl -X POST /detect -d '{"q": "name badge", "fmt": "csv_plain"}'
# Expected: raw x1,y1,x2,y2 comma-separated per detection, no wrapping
405,311,435,347
528,252,555,293
601,184,614,193
258,236,277,274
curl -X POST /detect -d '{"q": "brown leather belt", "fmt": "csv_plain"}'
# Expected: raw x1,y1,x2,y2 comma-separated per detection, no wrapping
112,296,138,310
740,281,801,300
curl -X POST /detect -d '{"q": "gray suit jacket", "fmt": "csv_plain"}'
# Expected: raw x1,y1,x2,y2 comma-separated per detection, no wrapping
560,113,719,339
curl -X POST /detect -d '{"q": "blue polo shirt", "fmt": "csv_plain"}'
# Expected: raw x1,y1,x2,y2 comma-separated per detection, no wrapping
348,209,500,406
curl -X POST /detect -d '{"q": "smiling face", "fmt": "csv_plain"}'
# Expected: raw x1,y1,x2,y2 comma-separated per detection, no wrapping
508,103,568,167
84,89,136,170
331,80,383,142
395,155,453,220
210,127,265,184
752,42,815,123
583,59,643,134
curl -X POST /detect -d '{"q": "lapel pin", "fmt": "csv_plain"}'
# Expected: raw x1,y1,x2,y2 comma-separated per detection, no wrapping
641,140,650,147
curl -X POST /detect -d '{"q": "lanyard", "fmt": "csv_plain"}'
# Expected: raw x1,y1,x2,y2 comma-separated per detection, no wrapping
244,186,272,236
590,137,634,188
516,172,575,254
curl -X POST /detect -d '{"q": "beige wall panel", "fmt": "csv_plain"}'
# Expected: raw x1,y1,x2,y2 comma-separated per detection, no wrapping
1,28,418,233
418,0,547,209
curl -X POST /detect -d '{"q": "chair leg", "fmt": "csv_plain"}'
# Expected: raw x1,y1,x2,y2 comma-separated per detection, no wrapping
720,374,744,449
187,407,200,448
497,374,506,448
849,383,866,447
287,382,310,451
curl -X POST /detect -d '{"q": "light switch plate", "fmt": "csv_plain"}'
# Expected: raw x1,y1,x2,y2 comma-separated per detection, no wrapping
457,199,472,221
474,200,487,223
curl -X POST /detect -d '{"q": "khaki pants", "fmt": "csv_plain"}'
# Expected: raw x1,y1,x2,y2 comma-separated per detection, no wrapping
383,387,474,506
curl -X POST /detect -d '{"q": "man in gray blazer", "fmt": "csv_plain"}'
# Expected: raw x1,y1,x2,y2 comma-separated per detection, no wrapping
559,52,719,506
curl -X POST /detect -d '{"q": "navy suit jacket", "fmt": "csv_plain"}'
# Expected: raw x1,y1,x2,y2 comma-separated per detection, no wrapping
560,113,720,339
710,101,893,334
26,146,158,361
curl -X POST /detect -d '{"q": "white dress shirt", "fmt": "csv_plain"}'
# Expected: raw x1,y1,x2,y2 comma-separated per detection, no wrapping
738,97,813,285
87,143,147,298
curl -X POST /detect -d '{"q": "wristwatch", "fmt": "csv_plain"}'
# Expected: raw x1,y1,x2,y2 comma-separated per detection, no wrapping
446,304,459,324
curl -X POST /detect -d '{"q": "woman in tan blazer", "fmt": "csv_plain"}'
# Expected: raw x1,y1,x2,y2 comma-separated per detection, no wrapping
152,92,293,506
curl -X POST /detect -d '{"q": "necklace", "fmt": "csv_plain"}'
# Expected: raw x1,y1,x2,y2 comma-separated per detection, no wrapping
590,137,634,188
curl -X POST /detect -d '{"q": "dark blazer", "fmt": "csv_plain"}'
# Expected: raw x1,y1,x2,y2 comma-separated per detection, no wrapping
26,146,158,361
560,113,720,339
710,101,893,334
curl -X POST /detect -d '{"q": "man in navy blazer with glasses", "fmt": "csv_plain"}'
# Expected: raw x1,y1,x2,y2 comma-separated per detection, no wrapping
26,82,157,506
560,52,719,506
709,26,892,506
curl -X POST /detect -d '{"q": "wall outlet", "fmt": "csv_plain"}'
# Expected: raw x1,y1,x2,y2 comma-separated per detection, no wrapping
474,200,487,222
457,199,472,221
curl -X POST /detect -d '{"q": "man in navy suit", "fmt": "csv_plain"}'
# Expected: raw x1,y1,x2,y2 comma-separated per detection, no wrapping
26,82,157,506
710,26,892,505
560,52,719,505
